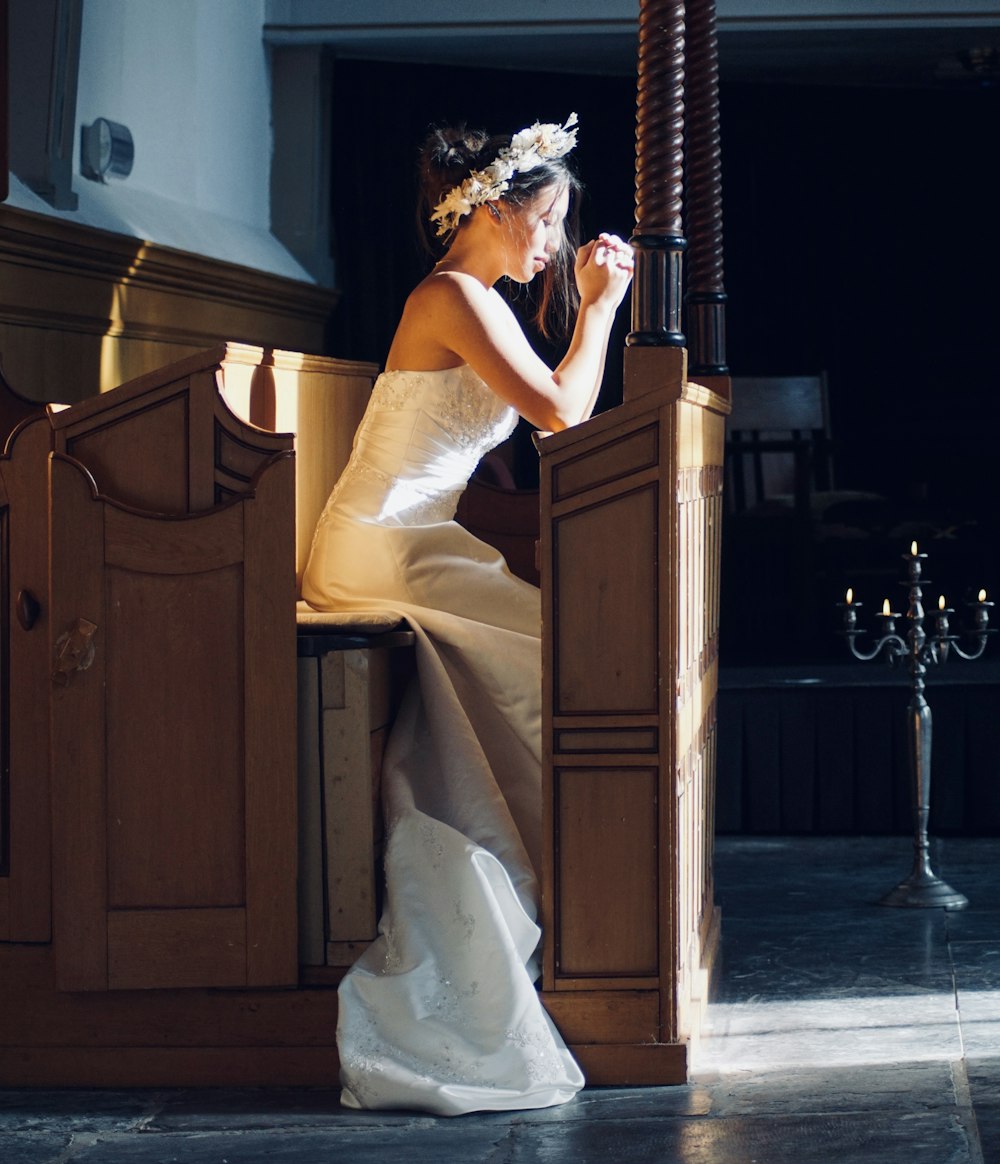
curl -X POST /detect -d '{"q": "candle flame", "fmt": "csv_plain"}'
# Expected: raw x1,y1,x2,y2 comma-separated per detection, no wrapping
911,541,918,556
882,598,891,616
939,595,946,610
846,588,853,605
979,589,987,603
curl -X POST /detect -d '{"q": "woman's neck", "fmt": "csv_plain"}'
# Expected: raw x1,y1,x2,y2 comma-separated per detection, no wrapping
434,215,506,288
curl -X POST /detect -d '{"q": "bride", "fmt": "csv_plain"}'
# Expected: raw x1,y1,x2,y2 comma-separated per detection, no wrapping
302,113,633,1116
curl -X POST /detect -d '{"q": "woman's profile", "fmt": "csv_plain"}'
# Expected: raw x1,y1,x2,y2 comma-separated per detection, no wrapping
302,113,633,1115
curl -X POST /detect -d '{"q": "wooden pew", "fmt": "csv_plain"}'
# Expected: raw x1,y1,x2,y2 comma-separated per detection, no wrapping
0,345,391,1083
2,337,726,1085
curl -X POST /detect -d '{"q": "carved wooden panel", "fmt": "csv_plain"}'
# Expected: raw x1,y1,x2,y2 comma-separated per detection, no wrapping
550,423,659,503
49,347,293,516
538,347,729,1083
49,451,297,992
554,766,659,978
104,553,245,911
672,394,726,1035
552,484,659,715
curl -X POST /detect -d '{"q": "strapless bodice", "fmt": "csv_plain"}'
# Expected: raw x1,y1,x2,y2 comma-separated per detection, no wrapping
324,365,518,527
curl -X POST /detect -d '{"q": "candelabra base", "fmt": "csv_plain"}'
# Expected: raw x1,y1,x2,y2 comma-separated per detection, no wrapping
880,872,968,910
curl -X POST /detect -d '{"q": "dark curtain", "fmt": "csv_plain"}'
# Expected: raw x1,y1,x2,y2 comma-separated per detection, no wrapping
716,80,1000,663
720,81,1000,505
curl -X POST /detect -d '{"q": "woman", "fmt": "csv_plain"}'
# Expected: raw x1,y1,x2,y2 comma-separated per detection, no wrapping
302,114,633,1116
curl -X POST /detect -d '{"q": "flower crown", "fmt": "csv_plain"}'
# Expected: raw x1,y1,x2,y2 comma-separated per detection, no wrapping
430,113,579,238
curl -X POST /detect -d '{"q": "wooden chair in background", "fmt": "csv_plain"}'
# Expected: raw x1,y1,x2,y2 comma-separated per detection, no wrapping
723,374,834,661
725,373,833,520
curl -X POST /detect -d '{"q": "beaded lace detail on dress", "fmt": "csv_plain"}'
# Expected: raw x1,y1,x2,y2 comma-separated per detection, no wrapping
313,366,517,530
370,366,516,453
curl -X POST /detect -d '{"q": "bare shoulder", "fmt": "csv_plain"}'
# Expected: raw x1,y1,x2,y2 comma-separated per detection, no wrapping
389,272,504,368
389,268,538,382
406,269,502,318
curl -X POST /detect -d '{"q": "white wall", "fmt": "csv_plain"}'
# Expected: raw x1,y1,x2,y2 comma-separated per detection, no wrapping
77,0,269,227
6,0,311,282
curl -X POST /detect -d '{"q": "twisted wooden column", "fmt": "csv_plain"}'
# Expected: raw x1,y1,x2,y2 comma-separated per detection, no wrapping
684,0,728,374
628,0,687,348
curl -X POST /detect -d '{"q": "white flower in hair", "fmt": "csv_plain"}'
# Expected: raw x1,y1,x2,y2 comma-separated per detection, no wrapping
430,113,579,237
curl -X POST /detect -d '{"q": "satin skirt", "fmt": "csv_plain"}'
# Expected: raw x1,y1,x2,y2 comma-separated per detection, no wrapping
303,515,584,1115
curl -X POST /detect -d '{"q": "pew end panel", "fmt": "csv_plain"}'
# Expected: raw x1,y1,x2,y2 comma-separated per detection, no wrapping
537,346,729,1084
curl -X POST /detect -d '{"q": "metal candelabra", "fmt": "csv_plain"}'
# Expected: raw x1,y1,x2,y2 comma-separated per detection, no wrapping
839,542,993,910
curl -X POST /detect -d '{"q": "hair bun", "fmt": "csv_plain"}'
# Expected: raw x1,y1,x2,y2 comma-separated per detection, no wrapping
422,125,488,172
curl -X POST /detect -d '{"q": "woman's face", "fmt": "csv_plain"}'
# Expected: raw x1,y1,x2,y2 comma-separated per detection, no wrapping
500,183,570,284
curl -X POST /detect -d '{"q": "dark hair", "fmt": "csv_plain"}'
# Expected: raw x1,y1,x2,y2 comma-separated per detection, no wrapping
417,123,582,339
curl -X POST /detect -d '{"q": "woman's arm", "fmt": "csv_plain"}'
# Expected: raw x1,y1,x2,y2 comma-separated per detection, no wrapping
397,236,632,432
551,235,630,424
574,307,616,424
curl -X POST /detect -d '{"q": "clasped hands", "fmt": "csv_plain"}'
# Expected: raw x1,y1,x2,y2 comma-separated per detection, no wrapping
576,232,634,307
593,232,634,270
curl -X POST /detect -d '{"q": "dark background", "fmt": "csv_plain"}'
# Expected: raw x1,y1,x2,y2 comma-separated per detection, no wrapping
327,58,1000,663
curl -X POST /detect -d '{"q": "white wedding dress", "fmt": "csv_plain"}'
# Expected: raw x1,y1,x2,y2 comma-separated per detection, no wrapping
301,364,583,1116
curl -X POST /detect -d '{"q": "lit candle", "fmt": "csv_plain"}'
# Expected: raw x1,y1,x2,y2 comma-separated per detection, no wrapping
973,588,994,634
878,596,898,634
839,587,859,631
906,539,926,578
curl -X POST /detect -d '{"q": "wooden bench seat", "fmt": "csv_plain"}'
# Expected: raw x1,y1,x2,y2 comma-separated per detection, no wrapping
295,609,415,975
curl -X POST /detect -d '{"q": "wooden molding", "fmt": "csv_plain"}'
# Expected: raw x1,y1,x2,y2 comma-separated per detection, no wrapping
0,205,339,401
0,204,336,324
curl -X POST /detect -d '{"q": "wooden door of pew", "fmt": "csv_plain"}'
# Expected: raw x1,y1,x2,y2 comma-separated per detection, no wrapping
48,451,297,991
538,347,727,1084
1,346,302,991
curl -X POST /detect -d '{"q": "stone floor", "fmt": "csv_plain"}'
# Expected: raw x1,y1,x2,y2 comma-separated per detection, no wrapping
3,835,998,1163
